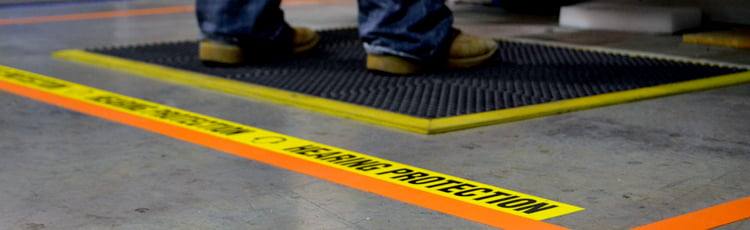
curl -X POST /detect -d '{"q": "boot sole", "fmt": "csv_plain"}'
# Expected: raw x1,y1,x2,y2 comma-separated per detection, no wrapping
366,55,423,75
199,33,320,66
199,41,244,65
446,44,498,69
367,46,498,75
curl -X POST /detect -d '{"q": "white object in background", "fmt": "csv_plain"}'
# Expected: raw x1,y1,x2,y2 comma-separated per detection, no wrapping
559,2,702,34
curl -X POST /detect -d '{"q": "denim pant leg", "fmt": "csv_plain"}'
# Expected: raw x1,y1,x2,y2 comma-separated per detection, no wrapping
196,0,293,49
358,0,454,62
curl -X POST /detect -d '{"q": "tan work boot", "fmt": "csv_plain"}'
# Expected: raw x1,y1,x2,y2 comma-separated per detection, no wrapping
366,31,498,75
199,27,320,65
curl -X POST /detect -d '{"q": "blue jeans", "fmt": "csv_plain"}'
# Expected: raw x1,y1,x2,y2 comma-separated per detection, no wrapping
196,0,294,53
196,0,454,62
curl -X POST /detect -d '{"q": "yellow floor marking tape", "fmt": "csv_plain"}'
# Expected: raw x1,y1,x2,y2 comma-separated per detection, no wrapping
0,65,582,229
53,50,750,134
683,29,750,48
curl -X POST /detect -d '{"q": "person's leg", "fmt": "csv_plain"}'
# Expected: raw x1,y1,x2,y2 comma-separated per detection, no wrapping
197,0,293,48
196,0,318,64
358,0,454,63
358,0,498,74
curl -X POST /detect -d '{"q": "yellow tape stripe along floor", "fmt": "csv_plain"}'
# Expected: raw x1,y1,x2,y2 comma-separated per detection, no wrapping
0,65,583,229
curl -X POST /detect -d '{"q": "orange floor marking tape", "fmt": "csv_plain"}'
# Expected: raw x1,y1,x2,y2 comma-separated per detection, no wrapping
0,0,349,26
0,5,195,25
632,196,750,230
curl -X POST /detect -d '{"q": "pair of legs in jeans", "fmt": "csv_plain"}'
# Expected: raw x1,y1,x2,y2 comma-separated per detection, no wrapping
196,0,497,74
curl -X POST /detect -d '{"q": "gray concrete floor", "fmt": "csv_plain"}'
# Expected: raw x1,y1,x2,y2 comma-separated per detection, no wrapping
1,0,749,229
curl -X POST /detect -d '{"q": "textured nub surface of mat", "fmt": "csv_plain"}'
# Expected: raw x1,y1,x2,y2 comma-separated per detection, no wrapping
88,29,745,119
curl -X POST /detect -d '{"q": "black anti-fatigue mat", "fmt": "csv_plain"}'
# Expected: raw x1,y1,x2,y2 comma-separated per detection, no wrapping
86,29,745,119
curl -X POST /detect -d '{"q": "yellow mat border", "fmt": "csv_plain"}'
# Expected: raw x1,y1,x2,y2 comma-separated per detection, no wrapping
52,49,750,134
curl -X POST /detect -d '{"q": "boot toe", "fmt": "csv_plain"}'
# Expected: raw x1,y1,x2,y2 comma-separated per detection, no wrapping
447,33,498,68
292,27,320,54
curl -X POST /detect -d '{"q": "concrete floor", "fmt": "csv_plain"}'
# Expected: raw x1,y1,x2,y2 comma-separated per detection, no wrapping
1,0,748,229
